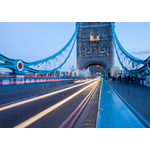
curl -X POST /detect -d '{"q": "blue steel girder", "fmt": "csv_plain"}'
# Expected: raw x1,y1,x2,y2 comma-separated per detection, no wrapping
111,22,150,74
0,23,79,73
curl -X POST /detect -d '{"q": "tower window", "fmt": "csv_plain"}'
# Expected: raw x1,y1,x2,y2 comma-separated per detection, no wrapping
82,46,85,53
86,47,90,53
84,32,87,38
92,46,99,53
91,30,99,38
100,47,104,53
90,29,100,41
103,32,106,37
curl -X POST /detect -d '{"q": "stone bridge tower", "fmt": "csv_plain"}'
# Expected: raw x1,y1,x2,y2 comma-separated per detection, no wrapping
76,22,115,78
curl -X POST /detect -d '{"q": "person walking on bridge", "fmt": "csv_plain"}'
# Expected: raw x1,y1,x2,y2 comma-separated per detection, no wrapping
119,75,121,84
127,75,130,83
125,75,127,84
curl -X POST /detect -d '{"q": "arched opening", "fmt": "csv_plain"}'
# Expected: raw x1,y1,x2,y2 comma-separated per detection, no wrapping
83,60,107,77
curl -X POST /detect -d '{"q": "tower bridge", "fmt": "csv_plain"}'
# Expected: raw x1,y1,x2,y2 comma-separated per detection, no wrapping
0,22,150,128
0,22,150,77
76,22,115,78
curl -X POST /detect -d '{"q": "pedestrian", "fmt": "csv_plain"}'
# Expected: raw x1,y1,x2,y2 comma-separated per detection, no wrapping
125,76,127,84
112,76,114,82
135,75,137,85
119,75,121,84
127,75,130,83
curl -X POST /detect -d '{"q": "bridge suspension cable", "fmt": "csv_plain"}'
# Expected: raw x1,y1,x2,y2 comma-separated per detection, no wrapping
0,23,79,74
111,22,150,73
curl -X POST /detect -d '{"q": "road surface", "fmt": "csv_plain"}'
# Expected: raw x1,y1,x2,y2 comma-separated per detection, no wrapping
0,78,100,128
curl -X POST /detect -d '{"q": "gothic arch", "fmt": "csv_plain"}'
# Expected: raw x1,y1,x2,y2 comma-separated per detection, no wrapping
83,60,107,69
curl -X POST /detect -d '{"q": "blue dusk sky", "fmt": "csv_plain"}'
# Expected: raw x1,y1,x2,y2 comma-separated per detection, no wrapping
0,22,150,71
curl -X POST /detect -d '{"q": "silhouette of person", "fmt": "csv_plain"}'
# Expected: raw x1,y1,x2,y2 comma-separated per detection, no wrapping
119,75,121,84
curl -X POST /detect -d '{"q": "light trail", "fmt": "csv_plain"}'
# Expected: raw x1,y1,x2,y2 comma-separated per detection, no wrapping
0,79,98,111
59,79,100,128
14,80,98,128
0,78,74,85
0,95,38,107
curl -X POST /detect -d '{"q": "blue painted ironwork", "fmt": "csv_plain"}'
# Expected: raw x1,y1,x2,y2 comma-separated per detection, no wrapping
111,22,150,73
0,23,79,74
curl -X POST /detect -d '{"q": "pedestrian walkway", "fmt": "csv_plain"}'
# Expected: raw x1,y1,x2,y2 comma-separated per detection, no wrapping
107,79,150,127
96,79,145,128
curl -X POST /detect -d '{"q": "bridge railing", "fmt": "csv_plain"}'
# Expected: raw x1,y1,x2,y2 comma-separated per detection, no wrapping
111,22,150,74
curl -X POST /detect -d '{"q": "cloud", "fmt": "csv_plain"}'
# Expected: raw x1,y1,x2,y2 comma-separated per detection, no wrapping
130,50,150,55
127,48,137,52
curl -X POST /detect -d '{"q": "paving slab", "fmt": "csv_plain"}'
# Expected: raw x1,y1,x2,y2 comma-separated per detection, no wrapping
96,79,144,128
107,80,150,127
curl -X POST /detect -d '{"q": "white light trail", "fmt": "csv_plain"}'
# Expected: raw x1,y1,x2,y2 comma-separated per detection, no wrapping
0,79,98,111
14,80,98,128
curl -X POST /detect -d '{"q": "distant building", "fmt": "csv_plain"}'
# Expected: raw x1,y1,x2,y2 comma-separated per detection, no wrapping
0,70,10,75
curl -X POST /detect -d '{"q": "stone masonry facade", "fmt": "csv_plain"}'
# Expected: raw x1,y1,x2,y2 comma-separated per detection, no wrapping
76,22,115,78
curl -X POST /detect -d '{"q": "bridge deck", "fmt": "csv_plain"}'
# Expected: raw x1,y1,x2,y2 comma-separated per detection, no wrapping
96,79,144,128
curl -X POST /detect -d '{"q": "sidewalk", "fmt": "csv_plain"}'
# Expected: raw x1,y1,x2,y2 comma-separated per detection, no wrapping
96,79,145,128
107,80,150,127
